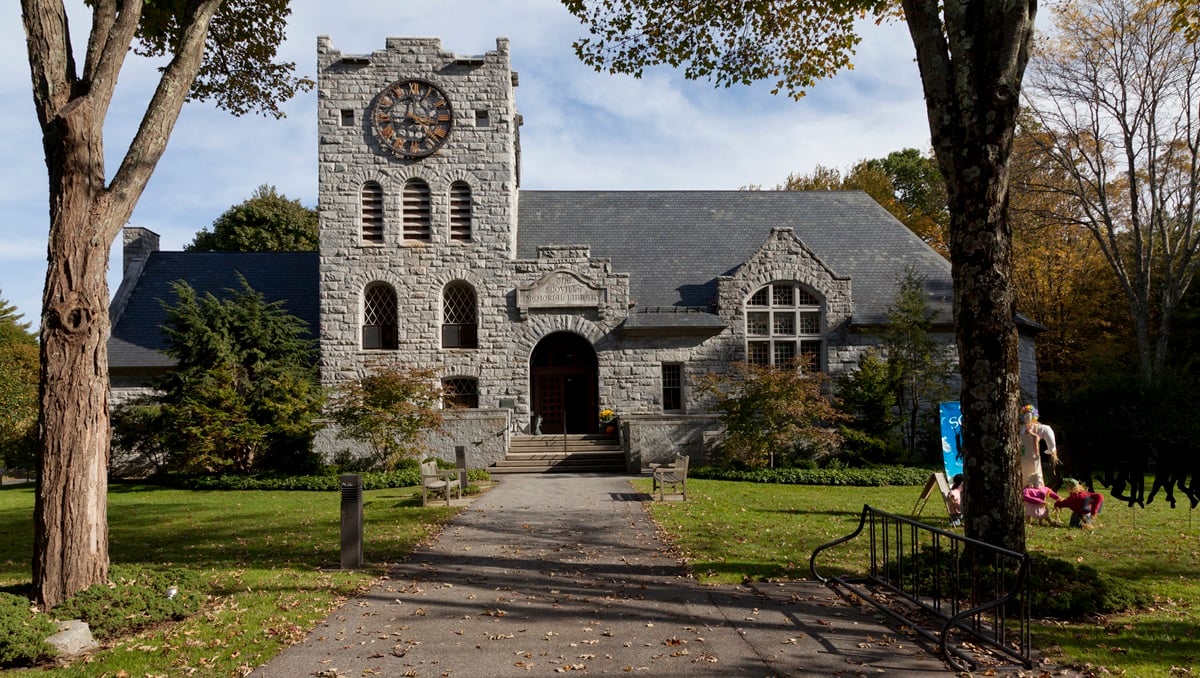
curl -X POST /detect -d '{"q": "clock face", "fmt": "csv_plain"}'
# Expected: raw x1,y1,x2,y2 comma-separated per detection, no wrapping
372,79,454,158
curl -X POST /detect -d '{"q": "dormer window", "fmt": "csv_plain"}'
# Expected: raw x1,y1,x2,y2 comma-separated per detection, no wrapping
745,282,823,370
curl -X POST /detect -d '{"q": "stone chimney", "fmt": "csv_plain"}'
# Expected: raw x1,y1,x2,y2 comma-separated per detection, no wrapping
110,227,160,323
122,227,160,277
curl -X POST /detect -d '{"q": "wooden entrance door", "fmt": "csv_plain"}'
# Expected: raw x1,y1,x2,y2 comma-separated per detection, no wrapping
530,332,598,435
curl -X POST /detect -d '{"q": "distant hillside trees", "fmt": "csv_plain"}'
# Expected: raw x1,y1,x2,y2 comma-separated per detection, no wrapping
187,184,318,252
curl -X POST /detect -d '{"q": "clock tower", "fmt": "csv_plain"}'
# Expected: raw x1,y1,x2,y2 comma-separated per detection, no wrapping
315,36,521,385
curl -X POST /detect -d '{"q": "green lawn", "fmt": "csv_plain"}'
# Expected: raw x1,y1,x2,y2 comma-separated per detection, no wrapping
0,482,460,676
3,478,1196,676
635,478,1200,677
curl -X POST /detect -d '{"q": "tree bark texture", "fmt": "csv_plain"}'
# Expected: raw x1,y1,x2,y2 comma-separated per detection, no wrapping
901,0,1037,553
23,0,221,609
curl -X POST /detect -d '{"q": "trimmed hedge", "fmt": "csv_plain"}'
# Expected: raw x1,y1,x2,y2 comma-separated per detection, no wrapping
689,465,932,486
152,465,491,492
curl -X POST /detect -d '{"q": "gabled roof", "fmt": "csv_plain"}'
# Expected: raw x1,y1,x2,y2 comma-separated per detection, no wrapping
108,252,319,369
516,190,954,326
108,191,953,369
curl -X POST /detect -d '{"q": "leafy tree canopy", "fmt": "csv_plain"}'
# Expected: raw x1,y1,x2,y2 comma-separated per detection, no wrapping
697,361,847,469
1023,0,1200,386
0,295,36,346
186,184,318,252
564,0,893,99
782,149,949,256
1158,0,1200,41
135,0,313,119
329,366,444,470
0,293,38,469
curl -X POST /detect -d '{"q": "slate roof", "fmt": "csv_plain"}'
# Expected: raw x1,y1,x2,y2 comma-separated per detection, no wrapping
108,252,320,369
516,190,954,326
108,191,953,369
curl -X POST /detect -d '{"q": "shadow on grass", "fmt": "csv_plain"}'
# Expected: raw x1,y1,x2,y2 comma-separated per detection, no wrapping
687,558,859,582
0,485,455,590
1038,614,1200,673
757,508,867,518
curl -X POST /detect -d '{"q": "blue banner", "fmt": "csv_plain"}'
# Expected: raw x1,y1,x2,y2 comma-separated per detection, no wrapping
939,401,964,480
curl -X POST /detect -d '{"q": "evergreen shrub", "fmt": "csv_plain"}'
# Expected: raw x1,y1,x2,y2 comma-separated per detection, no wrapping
0,593,55,667
52,565,205,639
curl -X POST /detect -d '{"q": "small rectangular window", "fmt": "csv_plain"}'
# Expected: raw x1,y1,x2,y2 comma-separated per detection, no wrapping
747,311,769,336
774,342,796,366
747,342,770,366
475,110,490,127
772,311,795,336
662,364,683,412
443,378,479,409
799,340,823,371
340,109,355,127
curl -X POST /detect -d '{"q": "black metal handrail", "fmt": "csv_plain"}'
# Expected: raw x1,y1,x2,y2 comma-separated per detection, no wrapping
810,505,1032,672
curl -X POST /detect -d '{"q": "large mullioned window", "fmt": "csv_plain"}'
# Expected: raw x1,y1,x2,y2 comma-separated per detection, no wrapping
745,282,823,370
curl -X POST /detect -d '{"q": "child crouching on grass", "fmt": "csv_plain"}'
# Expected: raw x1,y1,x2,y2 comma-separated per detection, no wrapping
1021,485,1062,526
1055,478,1104,528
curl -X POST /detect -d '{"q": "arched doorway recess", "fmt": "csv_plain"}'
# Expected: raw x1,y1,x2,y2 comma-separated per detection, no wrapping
529,331,598,434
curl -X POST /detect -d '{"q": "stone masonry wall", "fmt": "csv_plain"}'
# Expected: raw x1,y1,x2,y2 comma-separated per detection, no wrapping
314,36,962,466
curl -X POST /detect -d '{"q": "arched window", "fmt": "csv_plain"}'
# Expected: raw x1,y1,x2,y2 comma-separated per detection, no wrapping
745,282,823,370
449,181,472,241
361,181,384,243
402,178,432,241
362,282,398,350
442,281,478,348
442,377,479,409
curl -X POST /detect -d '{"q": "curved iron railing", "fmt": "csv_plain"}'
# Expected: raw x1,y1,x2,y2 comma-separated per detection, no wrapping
810,504,1032,672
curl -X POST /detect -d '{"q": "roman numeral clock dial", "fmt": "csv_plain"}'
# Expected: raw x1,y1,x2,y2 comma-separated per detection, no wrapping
372,79,454,158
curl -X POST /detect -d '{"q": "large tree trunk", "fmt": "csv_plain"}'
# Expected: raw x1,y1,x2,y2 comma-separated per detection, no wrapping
902,0,1037,553
23,0,222,609
31,31,115,609
34,200,114,610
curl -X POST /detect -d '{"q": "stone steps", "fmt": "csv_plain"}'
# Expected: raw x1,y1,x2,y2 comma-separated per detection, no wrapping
491,434,626,473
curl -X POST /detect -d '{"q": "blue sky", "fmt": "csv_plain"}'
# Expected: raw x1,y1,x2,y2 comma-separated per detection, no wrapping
0,1,932,326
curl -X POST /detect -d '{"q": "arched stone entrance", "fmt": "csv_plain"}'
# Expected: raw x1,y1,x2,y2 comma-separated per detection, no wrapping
529,331,598,435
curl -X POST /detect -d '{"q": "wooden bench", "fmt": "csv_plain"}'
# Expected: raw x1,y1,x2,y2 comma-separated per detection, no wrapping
652,455,689,501
420,460,464,506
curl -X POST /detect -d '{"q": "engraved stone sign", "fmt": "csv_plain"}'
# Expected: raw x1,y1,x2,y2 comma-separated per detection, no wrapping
517,270,607,317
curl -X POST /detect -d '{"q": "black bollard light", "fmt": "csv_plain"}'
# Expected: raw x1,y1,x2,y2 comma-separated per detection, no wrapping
340,474,363,569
